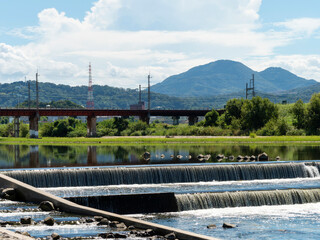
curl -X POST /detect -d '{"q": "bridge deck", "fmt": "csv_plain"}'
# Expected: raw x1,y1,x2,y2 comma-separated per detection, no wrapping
0,108,222,117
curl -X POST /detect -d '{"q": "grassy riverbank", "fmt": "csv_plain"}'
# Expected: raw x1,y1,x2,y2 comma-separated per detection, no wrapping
1,136,320,145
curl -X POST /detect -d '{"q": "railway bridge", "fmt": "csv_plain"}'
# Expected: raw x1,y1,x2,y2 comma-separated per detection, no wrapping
0,108,224,138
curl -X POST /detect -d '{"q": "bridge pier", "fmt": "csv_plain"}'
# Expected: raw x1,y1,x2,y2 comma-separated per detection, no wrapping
188,116,198,126
172,116,180,125
87,116,97,137
29,115,39,138
14,116,20,137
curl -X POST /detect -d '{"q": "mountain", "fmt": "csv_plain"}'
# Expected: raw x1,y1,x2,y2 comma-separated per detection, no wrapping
259,67,317,91
151,60,317,97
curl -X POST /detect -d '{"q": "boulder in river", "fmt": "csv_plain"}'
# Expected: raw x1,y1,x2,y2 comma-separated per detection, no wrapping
258,152,269,161
39,201,55,211
97,218,110,226
51,232,60,240
43,216,55,226
222,223,237,228
207,224,217,229
1,188,17,201
20,217,33,225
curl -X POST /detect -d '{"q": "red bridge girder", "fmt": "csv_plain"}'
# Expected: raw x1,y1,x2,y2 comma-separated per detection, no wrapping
0,108,224,117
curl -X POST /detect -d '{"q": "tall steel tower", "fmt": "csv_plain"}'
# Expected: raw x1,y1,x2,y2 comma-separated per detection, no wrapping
86,63,94,109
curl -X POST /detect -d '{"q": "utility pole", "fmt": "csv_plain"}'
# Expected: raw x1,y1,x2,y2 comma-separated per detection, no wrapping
28,80,31,109
36,72,39,110
148,73,151,111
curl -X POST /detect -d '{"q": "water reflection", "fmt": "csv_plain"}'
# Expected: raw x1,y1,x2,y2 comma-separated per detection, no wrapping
1,144,320,169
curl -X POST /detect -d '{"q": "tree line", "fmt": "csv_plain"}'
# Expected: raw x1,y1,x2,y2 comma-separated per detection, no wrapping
1,93,320,137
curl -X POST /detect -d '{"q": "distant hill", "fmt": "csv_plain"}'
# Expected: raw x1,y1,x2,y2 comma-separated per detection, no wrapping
0,79,319,111
151,60,317,97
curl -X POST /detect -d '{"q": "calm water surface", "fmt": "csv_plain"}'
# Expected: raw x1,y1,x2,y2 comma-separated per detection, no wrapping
1,144,320,169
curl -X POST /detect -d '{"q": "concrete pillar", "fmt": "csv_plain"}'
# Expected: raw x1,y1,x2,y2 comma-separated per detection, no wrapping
29,115,39,138
87,146,97,165
188,116,198,126
29,145,39,168
139,115,150,124
87,116,97,137
14,116,20,137
172,116,180,125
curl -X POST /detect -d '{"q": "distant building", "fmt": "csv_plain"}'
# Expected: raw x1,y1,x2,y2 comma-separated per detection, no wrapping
130,101,145,110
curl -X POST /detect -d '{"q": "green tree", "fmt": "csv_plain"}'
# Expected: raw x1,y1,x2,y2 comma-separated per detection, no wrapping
224,98,245,124
306,93,320,134
113,117,129,135
241,96,278,131
291,99,306,129
204,109,219,126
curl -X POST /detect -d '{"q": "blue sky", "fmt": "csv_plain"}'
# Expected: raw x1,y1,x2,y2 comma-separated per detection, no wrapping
0,0,320,87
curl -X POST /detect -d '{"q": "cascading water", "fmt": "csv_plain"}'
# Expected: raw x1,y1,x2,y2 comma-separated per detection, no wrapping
176,188,320,211
2,162,319,188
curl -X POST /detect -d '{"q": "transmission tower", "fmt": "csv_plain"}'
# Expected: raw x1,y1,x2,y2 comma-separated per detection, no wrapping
246,74,255,99
86,63,94,109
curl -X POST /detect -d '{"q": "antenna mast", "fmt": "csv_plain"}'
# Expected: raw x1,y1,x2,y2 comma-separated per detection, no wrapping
87,63,94,109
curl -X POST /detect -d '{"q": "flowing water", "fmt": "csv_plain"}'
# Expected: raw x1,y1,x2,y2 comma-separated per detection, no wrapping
2,143,320,239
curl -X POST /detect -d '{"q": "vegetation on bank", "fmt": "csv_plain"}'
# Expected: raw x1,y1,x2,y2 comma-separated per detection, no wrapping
1,93,320,139
1,136,320,146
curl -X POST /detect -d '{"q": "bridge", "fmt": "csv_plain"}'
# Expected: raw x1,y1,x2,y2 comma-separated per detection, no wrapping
0,108,224,138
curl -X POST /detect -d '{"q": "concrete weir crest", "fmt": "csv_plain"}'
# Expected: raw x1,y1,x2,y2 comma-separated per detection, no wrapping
0,173,219,240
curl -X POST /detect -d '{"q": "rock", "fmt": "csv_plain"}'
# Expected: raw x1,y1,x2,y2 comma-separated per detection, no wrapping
222,223,237,228
237,155,243,160
21,232,31,237
82,217,94,223
250,155,256,161
204,154,211,161
160,154,165,159
128,225,135,230
228,155,234,160
143,152,151,160
43,216,55,226
97,218,110,226
276,156,281,160
51,232,60,240
94,216,104,222
109,221,127,229
1,188,17,201
99,232,117,238
114,233,127,238
197,154,204,159
145,229,156,236
216,154,224,160
20,217,32,225
176,155,183,159
39,201,55,211
164,232,176,240
207,224,217,229
258,152,269,161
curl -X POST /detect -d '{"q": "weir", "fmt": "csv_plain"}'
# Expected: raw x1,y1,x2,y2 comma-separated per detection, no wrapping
176,188,320,211
3,162,320,188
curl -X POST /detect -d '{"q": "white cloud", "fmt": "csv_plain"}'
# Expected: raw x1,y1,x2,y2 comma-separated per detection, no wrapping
0,0,319,89
275,18,320,37
246,55,320,81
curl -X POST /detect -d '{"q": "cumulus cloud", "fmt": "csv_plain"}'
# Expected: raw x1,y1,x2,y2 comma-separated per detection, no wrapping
275,18,320,37
0,0,319,88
